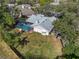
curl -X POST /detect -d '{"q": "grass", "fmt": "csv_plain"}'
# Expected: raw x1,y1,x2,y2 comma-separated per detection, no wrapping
0,33,19,59
16,32,62,59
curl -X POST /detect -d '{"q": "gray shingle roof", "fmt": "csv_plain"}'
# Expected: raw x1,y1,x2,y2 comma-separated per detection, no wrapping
21,9,34,16
15,4,34,16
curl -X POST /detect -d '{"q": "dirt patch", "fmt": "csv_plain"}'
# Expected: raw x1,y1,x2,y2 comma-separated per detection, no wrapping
48,34,63,56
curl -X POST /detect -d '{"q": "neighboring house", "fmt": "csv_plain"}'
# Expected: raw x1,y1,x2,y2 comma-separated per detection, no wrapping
7,3,16,17
15,4,35,17
7,4,15,7
26,14,57,35
50,0,68,5
33,3,40,8
50,0,60,5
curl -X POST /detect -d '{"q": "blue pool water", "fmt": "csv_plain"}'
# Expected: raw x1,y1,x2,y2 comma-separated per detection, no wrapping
16,23,32,31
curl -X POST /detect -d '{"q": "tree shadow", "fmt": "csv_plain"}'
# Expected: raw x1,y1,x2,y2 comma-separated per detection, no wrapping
56,54,79,59
10,46,25,59
26,55,49,59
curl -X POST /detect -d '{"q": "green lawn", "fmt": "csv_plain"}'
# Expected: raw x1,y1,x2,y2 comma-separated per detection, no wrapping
16,32,62,59
0,33,19,59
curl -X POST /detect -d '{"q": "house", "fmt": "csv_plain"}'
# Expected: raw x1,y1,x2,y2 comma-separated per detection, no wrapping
15,4,35,17
26,14,57,35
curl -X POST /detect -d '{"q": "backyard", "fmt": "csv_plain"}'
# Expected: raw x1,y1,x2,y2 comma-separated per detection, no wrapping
16,32,63,59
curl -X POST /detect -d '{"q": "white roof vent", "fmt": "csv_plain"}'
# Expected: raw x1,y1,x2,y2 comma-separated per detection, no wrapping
22,5,25,9
35,20,39,24
28,7,31,9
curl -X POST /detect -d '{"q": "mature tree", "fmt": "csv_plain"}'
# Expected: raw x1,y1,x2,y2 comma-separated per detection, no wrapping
53,1,79,58
3,12,15,26
2,31,21,47
39,0,51,6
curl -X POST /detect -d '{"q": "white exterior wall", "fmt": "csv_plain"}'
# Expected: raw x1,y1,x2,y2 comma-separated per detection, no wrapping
33,26,49,35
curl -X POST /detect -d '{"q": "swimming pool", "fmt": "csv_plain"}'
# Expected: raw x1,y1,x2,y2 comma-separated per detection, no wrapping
16,23,32,31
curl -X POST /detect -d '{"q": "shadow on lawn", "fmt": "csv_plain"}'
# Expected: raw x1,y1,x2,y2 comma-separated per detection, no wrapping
26,55,48,59
10,46,48,59
10,46,25,59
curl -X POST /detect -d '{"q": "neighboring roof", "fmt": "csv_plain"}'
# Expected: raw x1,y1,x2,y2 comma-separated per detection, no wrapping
15,4,31,10
21,9,34,16
26,14,55,32
15,4,34,16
